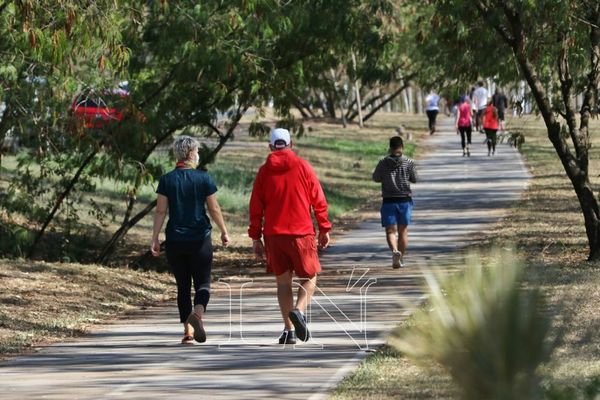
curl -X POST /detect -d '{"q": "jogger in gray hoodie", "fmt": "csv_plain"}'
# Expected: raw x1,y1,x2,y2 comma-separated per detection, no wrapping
372,136,417,268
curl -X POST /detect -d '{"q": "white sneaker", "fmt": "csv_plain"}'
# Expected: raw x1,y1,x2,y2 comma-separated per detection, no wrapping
392,251,403,269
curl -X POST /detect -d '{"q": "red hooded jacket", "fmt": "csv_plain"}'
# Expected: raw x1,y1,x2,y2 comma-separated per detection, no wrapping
248,149,331,240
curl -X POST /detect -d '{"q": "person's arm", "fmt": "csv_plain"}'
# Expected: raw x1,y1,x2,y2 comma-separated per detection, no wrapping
306,164,332,250
248,172,266,259
372,160,383,182
151,194,168,257
206,194,230,247
455,105,460,129
409,160,418,183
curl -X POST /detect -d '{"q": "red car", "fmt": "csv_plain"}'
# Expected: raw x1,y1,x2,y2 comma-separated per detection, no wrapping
70,89,127,129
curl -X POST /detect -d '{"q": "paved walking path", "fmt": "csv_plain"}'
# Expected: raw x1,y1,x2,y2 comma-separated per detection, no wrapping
0,119,530,399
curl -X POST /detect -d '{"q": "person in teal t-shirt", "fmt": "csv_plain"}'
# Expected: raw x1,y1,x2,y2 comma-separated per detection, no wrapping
151,136,229,345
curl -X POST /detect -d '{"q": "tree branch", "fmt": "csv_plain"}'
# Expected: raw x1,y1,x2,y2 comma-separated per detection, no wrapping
363,82,411,123
28,149,99,258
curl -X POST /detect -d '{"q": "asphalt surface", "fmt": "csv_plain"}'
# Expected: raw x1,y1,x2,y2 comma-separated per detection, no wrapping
0,119,530,399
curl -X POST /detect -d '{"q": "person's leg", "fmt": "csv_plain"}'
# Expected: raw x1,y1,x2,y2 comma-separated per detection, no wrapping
395,200,412,265
459,127,466,153
466,126,472,156
166,244,194,336
397,224,408,255
426,110,434,133
289,235,322,341
190,238,213,319
382,203,402,268
428,110,438,133
295,275,317,313
485,129,493,154
275,270,294,330
385,225,399,252
498,112,505,131
491,130,497,153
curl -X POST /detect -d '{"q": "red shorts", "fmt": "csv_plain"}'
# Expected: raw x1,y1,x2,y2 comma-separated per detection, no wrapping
264,235,321,278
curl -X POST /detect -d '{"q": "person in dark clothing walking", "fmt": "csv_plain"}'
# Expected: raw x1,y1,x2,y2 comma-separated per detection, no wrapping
372,136,418,268
151,136,230,345
492,88,509,132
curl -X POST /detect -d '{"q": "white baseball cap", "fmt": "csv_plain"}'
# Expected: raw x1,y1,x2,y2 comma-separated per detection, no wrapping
269,128,291,149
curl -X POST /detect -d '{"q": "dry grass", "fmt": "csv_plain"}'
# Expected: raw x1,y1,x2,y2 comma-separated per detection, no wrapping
0,260,174,358
332,114,600,399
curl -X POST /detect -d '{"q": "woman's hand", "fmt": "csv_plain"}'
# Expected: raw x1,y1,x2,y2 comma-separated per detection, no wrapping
221,232,230,247
150,238,161,257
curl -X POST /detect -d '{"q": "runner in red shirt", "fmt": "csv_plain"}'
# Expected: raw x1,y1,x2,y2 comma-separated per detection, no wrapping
483,99,500,156
248,128,332,344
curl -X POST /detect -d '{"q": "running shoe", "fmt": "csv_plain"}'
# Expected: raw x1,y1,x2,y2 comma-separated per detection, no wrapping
289,309,310,342
392,250,403,269
278,330,297,345
186,312,206,343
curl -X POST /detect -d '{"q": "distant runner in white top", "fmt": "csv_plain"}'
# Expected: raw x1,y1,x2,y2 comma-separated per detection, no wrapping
424,91,440,135
472,81,488,132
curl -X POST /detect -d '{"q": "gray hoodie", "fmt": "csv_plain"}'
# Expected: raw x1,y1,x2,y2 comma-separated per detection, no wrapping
372,155,417,198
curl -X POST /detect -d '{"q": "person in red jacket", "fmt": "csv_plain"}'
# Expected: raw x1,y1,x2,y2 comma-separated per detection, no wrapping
483,98,500,156
248,128,332,345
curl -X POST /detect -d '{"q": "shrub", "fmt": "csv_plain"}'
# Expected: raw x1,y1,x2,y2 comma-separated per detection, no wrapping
391,250,555,400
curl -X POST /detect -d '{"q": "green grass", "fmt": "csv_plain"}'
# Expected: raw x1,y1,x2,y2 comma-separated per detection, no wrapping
332,345,457,400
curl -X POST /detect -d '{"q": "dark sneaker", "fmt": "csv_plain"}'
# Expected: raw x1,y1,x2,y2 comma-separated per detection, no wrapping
278,330,297,345
289,309,310,342
186,312,206,343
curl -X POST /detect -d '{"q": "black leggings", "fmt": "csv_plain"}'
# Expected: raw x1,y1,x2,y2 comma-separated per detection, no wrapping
166,238,213,323
426,110,438,131
485,129,497,152
458,126,472,149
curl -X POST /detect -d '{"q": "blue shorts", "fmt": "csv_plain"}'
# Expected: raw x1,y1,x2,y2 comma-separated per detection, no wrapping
380,200,413,227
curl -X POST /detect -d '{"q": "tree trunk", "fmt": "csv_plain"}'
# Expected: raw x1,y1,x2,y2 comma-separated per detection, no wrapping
478,1,600,260
290,92,316,119
28,149,98,258
347,92,385,121
96,173,143,264
351,51,363,128
362,84,410,122
325,90,337,119
0,100,13,169
416,87,423,114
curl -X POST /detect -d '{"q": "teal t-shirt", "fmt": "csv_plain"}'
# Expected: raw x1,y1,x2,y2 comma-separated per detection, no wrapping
156,168,218,242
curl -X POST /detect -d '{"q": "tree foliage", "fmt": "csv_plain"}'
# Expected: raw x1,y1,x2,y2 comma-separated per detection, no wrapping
1,0,409,263
403,0,600,260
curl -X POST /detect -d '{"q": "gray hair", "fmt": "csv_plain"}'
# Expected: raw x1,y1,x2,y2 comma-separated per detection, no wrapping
172,135,199,161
